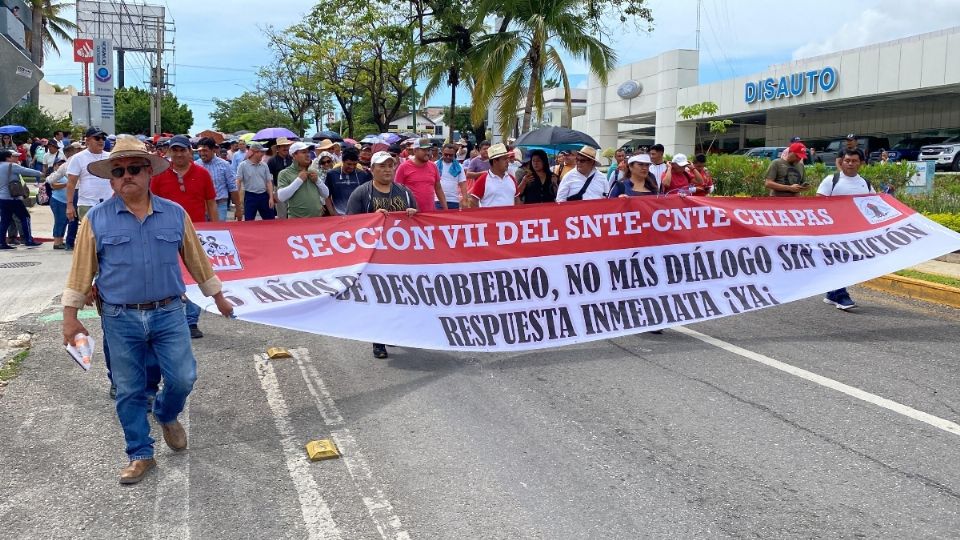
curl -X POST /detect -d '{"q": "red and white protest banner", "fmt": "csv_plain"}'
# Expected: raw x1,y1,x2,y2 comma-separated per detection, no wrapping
185,195,960,351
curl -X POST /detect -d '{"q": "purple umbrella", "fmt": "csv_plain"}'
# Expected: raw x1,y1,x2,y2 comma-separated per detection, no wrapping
253,127,297,140
380,133,401,144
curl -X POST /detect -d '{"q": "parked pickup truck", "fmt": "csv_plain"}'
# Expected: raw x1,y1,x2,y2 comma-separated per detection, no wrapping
816,136,890,165
918,136,960,171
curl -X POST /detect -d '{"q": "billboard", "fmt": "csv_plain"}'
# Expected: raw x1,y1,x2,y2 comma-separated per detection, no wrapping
76,0,166,52
73,39,94,63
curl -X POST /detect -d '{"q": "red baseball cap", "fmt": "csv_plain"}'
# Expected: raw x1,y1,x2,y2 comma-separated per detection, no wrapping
788,142,807,159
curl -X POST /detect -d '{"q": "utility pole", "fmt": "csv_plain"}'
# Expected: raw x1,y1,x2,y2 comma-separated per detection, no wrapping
150,23,163,135
695,0,702,51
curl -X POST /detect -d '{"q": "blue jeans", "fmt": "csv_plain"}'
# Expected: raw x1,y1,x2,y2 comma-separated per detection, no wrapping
101,297,197,460
50,198,68,238
436,201,460,210
216,199,229,221
0,199,33,246
184,296,201,327
65,192,79,248
244,191,276,221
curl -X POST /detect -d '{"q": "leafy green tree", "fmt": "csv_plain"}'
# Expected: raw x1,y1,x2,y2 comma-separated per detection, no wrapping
114,87,194,135
677,102,734,154
210,92,293,134
0,104,73,140
28,0,77,106
470,0,618,138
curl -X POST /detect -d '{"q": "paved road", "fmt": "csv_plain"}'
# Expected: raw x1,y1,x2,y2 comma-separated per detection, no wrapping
1,249,960,538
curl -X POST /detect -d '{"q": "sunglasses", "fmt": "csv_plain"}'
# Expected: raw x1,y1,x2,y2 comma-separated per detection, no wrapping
575,158,593,163
109,164,148,178
320,160,332,165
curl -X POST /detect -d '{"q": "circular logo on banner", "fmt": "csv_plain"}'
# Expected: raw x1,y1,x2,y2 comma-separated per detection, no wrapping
95,67,112,83
617,80,643,100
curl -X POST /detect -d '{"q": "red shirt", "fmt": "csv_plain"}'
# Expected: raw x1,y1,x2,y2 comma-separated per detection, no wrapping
150,162,216,222
394,159,441,211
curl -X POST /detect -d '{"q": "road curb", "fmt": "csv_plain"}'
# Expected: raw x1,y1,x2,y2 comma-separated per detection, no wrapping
863,274,960,309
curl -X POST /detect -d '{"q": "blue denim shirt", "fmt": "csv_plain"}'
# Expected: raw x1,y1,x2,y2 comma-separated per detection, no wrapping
87,195,189,305
195,157,237,200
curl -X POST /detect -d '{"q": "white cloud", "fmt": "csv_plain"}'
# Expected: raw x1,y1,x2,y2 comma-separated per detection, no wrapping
792,0,960,59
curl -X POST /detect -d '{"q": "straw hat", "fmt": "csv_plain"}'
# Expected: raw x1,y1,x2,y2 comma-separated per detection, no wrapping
487,143,510,159
87,135,169,178
316,139,336,151
274,137,294,146
576,145,601,164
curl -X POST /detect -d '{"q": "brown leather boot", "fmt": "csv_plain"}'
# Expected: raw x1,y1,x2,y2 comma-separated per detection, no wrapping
119,458,156,484
161,420,187,451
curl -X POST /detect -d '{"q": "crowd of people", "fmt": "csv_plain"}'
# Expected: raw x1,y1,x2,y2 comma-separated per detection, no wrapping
10,125,880,484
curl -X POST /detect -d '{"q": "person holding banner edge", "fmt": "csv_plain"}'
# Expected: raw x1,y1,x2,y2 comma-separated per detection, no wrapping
61,136,234,485
346,150,418,359
818,148,874,311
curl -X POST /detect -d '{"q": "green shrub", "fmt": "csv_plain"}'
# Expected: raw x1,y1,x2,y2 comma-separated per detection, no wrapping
860,162,916,193
707,155,819,196
924,213,960,233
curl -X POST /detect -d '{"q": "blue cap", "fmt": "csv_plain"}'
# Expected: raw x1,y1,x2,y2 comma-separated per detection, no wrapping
168,135,192,149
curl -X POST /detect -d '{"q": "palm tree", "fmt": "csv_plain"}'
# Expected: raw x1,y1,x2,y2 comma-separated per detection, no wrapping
28,0,77,106
470,0,616,138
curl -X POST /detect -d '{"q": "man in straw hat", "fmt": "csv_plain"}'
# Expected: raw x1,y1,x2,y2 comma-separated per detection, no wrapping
555,145,610,202
467,143,519,208
61,135,235,485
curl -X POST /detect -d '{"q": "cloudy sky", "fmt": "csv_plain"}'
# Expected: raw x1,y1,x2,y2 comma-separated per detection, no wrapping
36,0,960,133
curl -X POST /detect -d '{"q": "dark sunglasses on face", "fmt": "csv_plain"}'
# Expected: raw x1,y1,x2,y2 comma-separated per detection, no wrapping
576,158,592,163
320,160,332,165
109,164,148,178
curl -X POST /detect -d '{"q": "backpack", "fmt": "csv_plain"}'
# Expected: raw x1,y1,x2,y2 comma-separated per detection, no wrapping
36,181,51,206
829,172,871,195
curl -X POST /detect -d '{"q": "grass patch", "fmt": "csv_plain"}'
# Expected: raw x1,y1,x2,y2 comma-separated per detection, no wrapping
894,270,960,289
0,349,30,383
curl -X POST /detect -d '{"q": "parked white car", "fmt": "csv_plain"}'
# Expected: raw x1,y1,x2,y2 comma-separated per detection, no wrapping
919,136,960,171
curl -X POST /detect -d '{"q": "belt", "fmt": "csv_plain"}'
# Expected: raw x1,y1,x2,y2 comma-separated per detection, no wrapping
123,297,178,310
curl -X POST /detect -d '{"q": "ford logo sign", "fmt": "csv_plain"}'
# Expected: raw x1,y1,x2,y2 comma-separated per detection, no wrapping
617,80,643,100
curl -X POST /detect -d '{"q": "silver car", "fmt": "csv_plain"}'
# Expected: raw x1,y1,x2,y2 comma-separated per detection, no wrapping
919,136,960,171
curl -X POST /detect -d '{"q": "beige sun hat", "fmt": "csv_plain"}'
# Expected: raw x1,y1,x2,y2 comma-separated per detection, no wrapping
87,135,170,178
316,139,336,151
487,143,510,159
576,145,602,164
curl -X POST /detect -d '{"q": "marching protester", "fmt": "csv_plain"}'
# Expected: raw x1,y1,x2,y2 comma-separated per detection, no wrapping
1,149,43,249
836,134,860,168
516,149,557,204
44,143,81,249
358,145,374,169
196,137,240,221
647,144,668,190
465,140,492,189
606,148,627,185
236,142,276,221
230,140,247,172
314,139,338,165
268,137,294,218
555,146,609,202
691,154,715,195
150,135,218,339
345,151,418,360
277,141,328,219
66,127,112,224
552,150,576,179
764,142,808,197
609,153,659,197
324,146,371,216
661,154,700,194
61,136,234,485
468,143,519,208
395,138,447,212
43,139,64,175
818,148,874,311
435,143,467,209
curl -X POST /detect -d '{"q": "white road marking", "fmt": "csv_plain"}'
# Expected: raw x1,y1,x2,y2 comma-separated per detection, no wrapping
255,353,342,540
673,326,960,437
153,405,190,540
292,348,409,540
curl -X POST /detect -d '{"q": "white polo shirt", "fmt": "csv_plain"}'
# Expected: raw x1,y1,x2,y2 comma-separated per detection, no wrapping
437,160,467,202
65,149,113,207
555,167,610,201
469,170,517,207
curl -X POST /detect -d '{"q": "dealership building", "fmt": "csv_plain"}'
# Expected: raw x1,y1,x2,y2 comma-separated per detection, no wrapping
544,26,960,155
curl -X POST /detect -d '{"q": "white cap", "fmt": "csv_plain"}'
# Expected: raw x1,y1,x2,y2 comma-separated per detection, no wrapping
289,141,312,155
628,154,652,165
672,153,689,166
371,151,396,165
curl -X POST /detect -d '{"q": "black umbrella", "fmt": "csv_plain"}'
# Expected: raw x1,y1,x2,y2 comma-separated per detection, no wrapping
312,130,342,142
514,126,599,148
